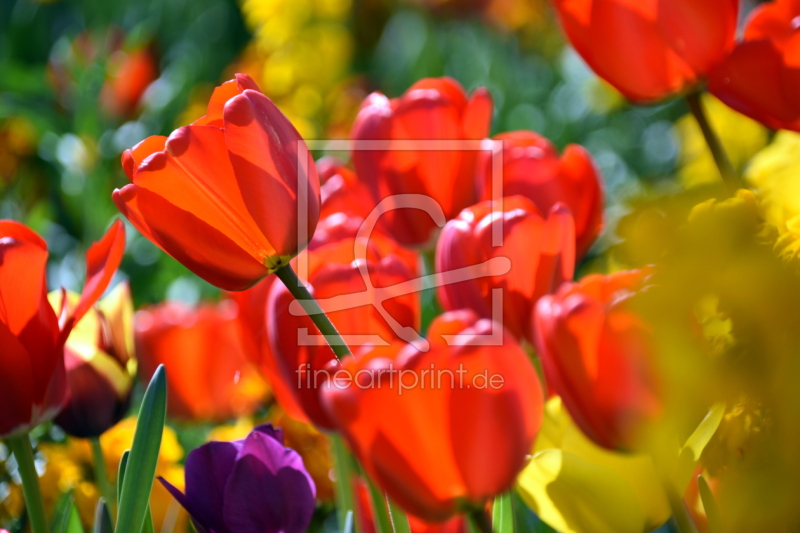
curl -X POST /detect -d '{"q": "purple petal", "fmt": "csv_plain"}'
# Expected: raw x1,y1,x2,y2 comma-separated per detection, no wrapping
158,477,213,533
252,423,284,445
184,440,242,531
222,431,316,533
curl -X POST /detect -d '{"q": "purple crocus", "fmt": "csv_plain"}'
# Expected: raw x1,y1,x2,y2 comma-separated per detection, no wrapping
159,424,316,533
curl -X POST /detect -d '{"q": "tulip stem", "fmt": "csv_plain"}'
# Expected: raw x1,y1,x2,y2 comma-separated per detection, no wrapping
468,507,494,533
274,263,352,360
664,477,698,533
6,434,48,533
685,91,741,194
91,437,116,516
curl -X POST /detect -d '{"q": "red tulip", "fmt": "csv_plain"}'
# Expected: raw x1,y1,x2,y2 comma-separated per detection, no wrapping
532,269,661,450
135,300,268,422
318,156,376,221
100,47,158,118
0,220,125,437
54,283,136,438
114,73,320,291
552,0,739,102
436,196,575,343
351,77,493,247
267,238,420,429
322,311,543,521
477,131,603,260
709,0,800,132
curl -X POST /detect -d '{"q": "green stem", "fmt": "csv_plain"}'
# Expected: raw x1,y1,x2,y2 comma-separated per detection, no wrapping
685,91,742,194
6,434,48,533
468,507,494,533
274,263,351,361
90,437,116,516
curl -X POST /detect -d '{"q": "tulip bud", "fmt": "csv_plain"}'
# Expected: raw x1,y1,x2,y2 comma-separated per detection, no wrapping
436,196,575,342
477,131,604,260
552,0,739,102
322,311,543,521
159,424,316,533
533,269,661,450
351,77,493,247
53,283,137,438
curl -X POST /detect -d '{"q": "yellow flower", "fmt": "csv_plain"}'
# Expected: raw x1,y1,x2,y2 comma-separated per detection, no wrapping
517,398,725,533
676,95,768,189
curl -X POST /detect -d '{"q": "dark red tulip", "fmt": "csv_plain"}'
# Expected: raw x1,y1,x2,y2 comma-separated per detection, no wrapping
267,237,420,429
533,269,661,450
135,300,268,422
436,196,575,342
351,77,493,247
160,424,316,533
114,73,320,291
0,220,125,437
709,0,800,131
54,283,136,438
322,311,543,521
552,0,739,102
477,131,604,259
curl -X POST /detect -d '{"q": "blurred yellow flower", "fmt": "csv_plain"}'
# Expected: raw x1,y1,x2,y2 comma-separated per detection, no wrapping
517,397,672,533
676,95,768,189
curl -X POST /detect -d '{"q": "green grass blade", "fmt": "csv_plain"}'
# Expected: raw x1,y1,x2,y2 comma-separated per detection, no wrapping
366,479,392,533
387,499,411,533
92,500,114,533
115,365,167,533
330,435,357,533
492,492,514,533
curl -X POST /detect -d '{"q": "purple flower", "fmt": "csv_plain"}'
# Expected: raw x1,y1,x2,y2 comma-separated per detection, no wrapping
159,424,316,533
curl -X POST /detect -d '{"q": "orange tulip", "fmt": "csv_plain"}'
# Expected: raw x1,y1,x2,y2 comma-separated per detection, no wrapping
100,46,158,118
135,301,268,422
114,73,320,291
0,220,125,437
709,0,800,132
322,311,543,521
477,131,603,260
552,0,739,102
318,156,376,221
350,77,492,247
532,269,661,450
267,237,420,429
436,196,575,343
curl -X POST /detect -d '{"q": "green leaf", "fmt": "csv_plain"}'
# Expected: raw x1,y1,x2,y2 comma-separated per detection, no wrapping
492,492,514,533
387,499,412,533
92,500,114,533
117,449,130,509
142,507,155,533
698,475,724,533
116,364,168,533
366,479,392,533
330,435,357,533
50,495,84,533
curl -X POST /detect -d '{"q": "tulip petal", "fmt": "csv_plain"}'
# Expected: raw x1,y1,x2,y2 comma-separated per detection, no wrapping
114,186,268,290
0,220,51,335
193,74,261,127
184,441,241,530
0,321,35,437
121,136,167,180
158,477,215,533
462,87,493,140
222,431,316,533
223,90,320,257
69,220,126,333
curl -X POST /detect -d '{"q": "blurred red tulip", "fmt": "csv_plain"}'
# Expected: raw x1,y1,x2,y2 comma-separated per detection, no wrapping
267,238,420,429
477,131,603,260
709,0,800,132
322,311,543,521
100,47,158,118
436,196,575,343
318,156,376,221
54,283,136,438
351,77,493,247
533,269,661,450
0,220,125,437
552,0,739,102
115,73,320,291
135,300,268,422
